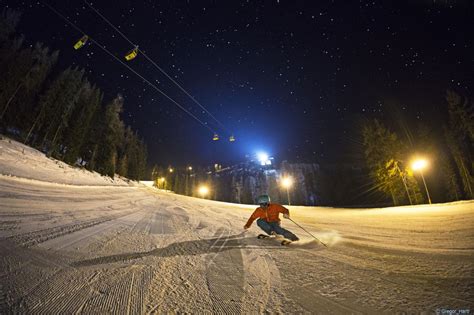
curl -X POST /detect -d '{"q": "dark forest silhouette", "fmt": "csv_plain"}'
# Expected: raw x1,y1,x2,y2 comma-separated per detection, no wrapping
0,8,147,180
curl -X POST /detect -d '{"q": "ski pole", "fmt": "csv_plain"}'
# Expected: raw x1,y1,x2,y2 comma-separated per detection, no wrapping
288,217,327,247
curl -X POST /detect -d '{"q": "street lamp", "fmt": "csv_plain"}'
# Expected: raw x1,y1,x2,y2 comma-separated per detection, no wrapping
281,176,293,206
198,185,209,198
411,158,432,204
169,168,174,173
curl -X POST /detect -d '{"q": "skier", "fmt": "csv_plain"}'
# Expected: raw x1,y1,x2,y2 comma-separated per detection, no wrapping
243,194,299,243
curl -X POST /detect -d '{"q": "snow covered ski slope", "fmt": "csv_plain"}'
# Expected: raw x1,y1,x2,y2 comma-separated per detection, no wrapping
0,137,473,313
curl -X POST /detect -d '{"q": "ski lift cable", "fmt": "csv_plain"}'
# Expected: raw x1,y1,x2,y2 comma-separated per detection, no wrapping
140,52,232,134
40,1,215,134
82,0,233,136
83,0,231,135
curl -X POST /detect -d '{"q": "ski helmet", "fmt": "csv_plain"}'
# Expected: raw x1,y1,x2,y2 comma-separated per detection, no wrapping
257,194,271,205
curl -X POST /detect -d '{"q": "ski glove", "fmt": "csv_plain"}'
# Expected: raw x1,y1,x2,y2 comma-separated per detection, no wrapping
283,213,290,219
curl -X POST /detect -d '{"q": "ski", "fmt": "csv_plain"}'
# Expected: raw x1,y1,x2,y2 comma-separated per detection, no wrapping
281,240,292,246
257,234,271,239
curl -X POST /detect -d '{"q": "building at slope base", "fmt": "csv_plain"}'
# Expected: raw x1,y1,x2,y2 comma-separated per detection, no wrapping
209,160,321,206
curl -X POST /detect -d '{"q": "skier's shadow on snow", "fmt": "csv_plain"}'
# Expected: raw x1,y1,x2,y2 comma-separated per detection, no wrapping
72,232,283,267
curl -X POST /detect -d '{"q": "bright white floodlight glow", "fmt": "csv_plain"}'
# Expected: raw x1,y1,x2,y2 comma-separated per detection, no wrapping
257,152,271,165
257,152,268,162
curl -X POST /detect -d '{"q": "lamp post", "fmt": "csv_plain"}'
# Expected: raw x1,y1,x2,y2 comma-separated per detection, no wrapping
412,158,432,205
281,176,293,206
185,166,192,196
394,161,413,205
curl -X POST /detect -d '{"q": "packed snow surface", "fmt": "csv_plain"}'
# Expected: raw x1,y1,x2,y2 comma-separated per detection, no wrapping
0,137,473,313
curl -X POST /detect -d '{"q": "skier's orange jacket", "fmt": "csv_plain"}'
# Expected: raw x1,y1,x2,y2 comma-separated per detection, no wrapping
244,203,289,228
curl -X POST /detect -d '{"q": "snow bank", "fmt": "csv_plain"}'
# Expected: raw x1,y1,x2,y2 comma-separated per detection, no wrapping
0,136,132,186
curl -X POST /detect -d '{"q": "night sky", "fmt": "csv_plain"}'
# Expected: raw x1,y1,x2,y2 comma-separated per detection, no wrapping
5,0,473,167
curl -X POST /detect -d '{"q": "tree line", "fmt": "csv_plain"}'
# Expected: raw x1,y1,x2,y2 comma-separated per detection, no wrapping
0,9,147,180
361,90,473,205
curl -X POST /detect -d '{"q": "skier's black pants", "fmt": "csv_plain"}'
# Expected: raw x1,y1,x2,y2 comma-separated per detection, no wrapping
256,218,298,241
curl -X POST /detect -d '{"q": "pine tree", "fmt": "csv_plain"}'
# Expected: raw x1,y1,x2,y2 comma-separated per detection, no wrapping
94,95,125,177
0,8,20,43
15,45,59,126
0,45,34,125
45,68,85,156
0,8,149,180
81,102,104,171
0,9,23,83
117,126,134,177
124,133,147,181
362,119,418,205
438,143,462,201
136,139,147,180
151,165,159,181
117,155,128,177
2,44,59,130
0,9,23,88
0,10,59,137
25,67,84,146
173,173,181,193
445,90,474,199
62,82,101,164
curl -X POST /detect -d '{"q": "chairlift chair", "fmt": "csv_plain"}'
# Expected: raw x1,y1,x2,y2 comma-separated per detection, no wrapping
74,35,88,50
